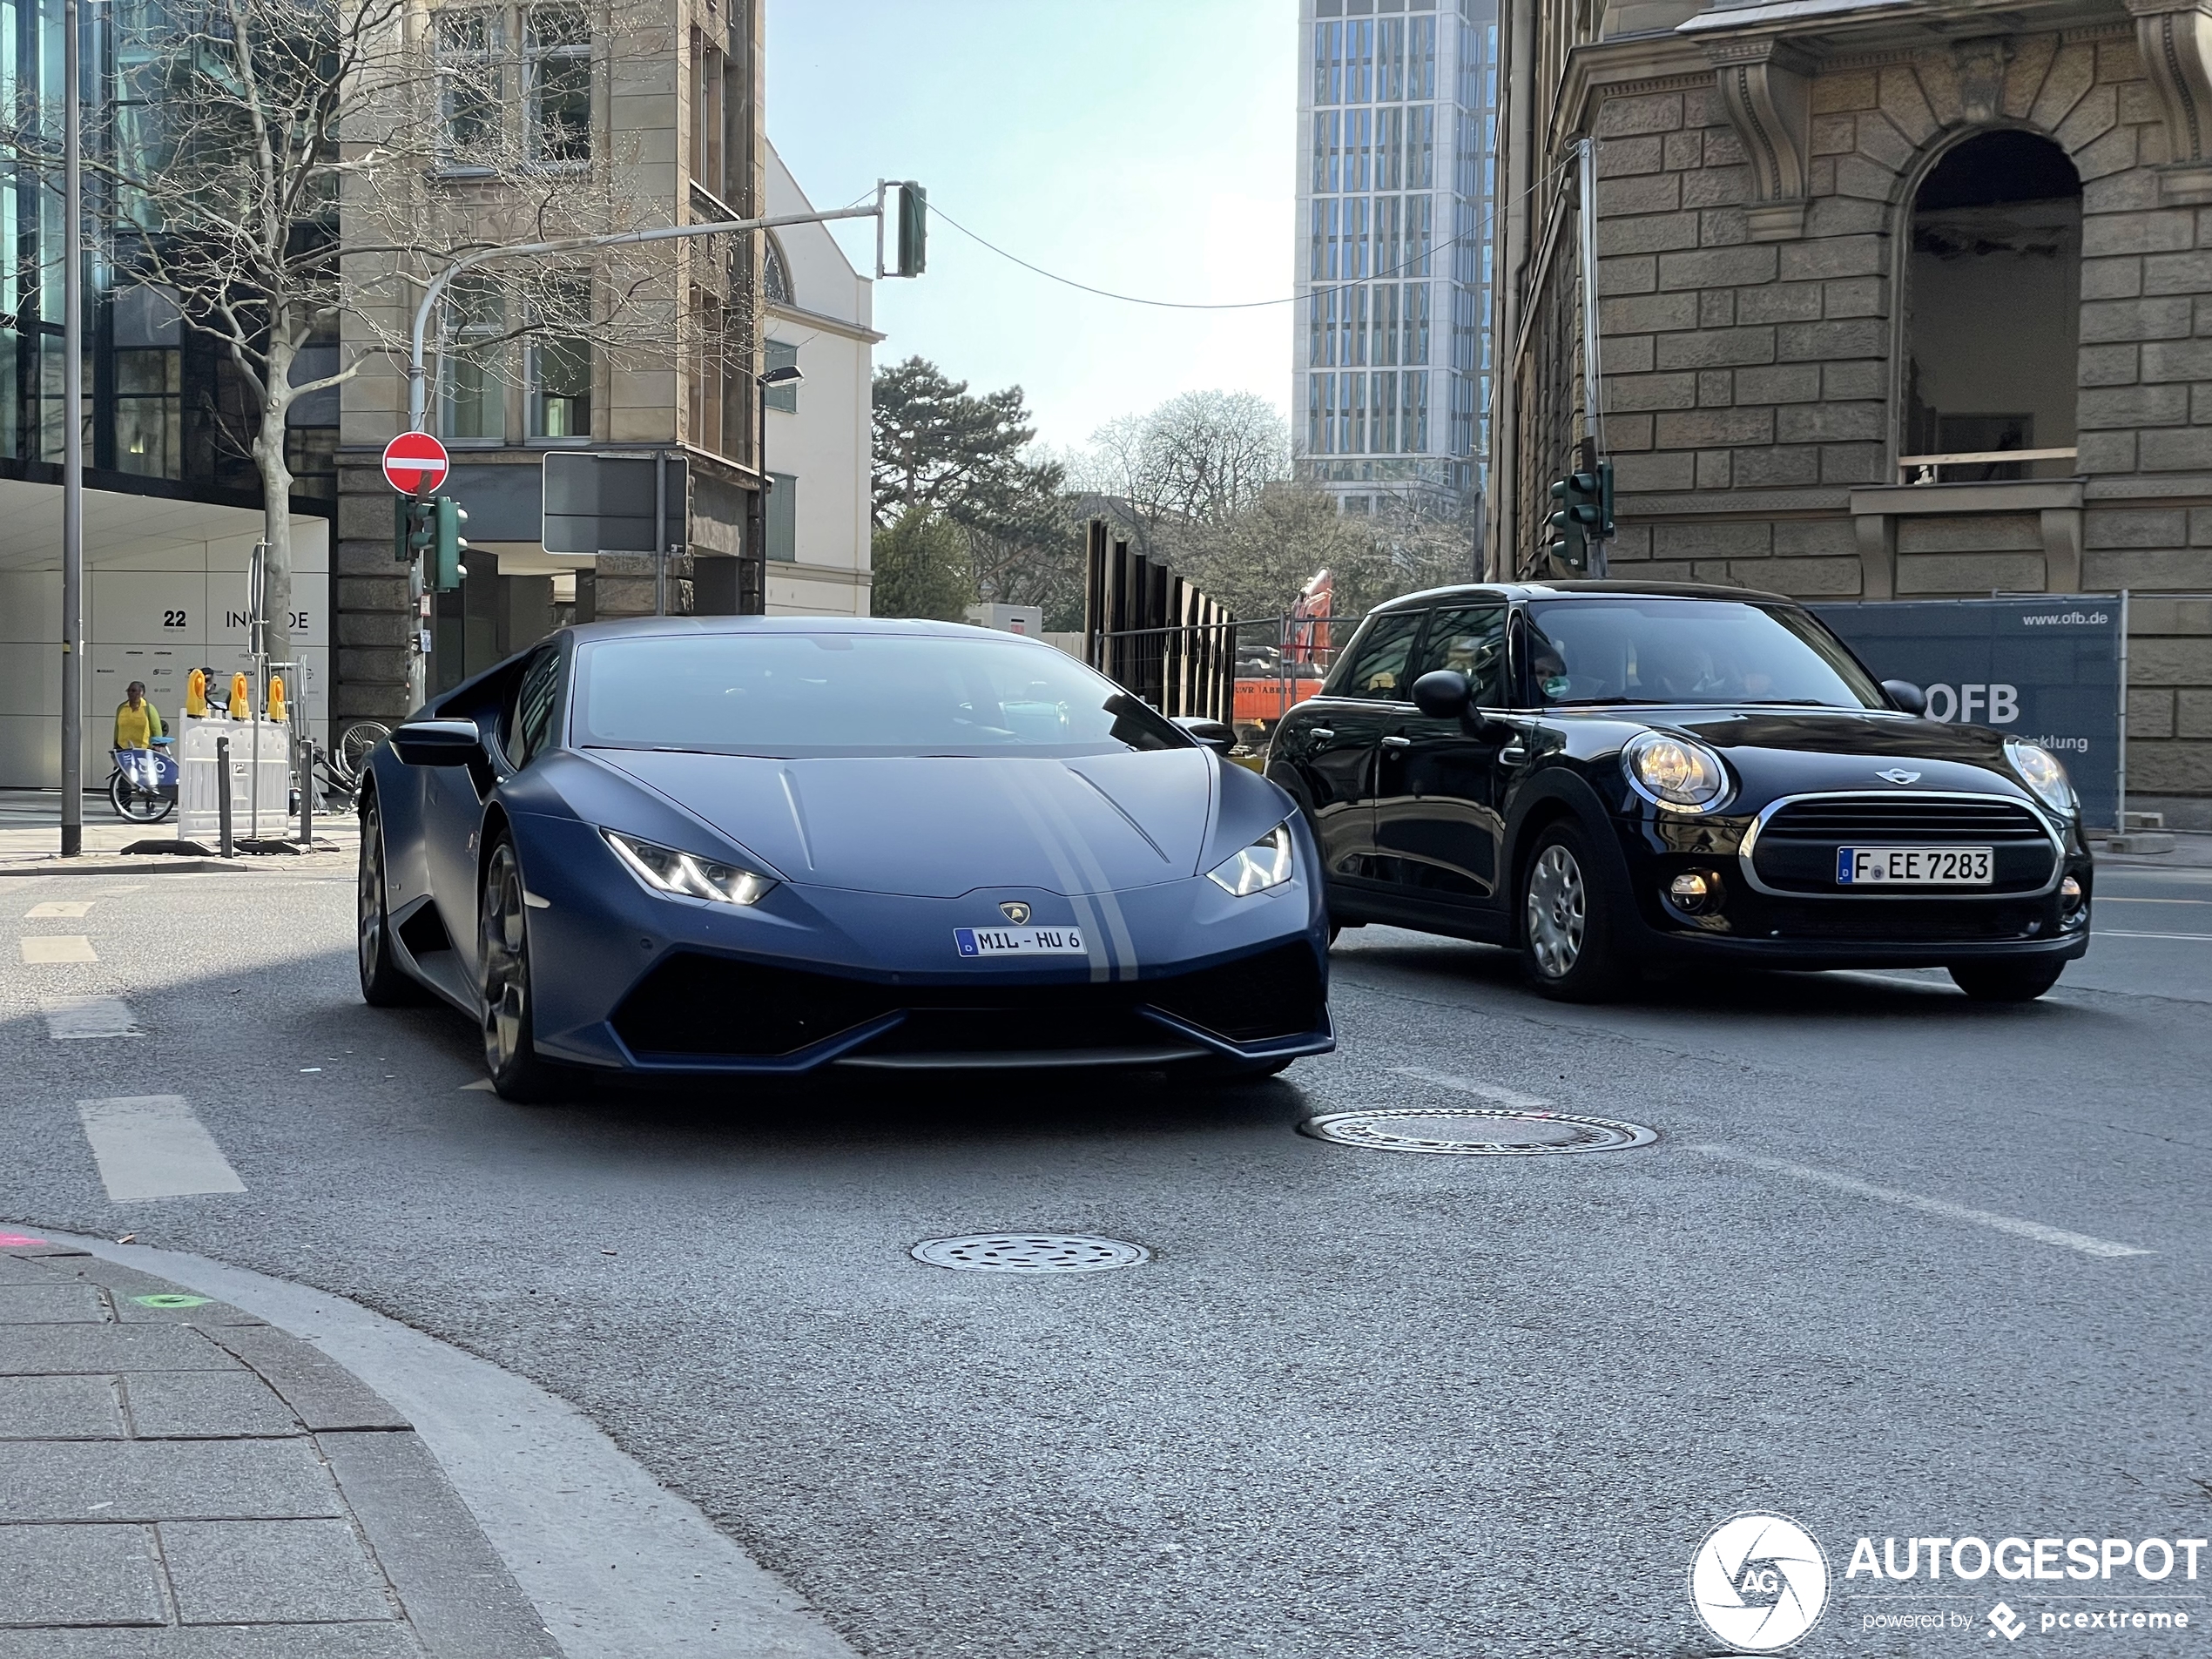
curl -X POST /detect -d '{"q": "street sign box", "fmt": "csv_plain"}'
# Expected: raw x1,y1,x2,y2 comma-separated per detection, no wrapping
381,431,450,496
542,452,687,555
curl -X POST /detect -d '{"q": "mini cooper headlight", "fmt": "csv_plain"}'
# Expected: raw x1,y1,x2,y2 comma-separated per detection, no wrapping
604,829,776,906
1207,822,1295,897
1623,732,1730,812
2005,738,2076,816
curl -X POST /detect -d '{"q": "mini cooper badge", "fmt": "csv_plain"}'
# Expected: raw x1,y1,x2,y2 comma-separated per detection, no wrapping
1877,769,1921,785
999,900,1032,925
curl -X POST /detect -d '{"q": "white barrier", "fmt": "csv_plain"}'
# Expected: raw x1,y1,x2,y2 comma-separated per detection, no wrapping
176,717,291,840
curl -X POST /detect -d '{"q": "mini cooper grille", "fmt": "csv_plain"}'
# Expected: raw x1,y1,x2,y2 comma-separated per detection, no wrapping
611,941,1325,1061
1760,795,2047,840
1750,793,2057,896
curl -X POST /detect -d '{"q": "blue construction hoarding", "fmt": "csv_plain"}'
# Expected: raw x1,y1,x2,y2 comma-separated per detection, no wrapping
1812,597,2125,830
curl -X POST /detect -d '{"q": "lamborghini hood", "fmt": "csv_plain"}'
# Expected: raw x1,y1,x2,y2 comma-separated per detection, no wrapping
591,747,1216,898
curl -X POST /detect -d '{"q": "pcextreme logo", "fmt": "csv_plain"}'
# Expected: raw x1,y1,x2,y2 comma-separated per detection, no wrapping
1689,1513,1831,1652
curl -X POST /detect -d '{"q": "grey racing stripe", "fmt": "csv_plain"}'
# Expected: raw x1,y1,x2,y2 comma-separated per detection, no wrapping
997,764,1115,982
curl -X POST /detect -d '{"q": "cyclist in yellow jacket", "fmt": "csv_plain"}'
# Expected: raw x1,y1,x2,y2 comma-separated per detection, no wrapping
113,682,165,751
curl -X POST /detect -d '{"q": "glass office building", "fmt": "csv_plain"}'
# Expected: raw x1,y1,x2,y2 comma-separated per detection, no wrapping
1296,0,1497,515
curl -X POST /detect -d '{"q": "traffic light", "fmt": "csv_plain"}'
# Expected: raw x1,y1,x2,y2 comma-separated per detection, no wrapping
434,496,468,592
895,181,927,278
1548,469,1602,574
395,495,435,564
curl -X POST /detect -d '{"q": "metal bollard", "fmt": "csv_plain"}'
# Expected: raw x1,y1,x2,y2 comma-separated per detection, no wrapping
298,735,313,847
217,735,233,858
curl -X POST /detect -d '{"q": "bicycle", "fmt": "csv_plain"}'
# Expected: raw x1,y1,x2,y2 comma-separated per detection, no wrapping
309,720,390,811
107,740,178,824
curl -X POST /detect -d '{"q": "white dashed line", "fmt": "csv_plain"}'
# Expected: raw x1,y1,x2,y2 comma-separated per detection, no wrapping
1389,1066,1555,1110
2095,929,2212,942
20,936,97,964
41,997,140,1039
1689,1144,2152,1259
78,1096,246,1202
26,901,94,918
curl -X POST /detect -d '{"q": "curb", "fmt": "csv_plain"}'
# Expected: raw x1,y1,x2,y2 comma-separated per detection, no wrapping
1,1236,556,1659
40,1231,860,1659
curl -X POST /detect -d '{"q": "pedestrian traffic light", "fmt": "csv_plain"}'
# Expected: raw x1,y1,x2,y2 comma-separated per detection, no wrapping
433,496,468,592
895,182,927,278
1548,469,1602,573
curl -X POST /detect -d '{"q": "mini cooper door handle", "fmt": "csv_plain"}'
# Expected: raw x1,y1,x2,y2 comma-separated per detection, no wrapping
1380,735,1412,749
1308,728,1335,742
1499,743,1528,764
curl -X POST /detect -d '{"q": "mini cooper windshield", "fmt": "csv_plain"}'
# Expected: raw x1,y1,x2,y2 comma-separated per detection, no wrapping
1526,598,1885,710
577,632,1193,759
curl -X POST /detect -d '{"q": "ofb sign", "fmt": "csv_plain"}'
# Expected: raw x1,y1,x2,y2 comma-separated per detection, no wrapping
1814,598,2124,829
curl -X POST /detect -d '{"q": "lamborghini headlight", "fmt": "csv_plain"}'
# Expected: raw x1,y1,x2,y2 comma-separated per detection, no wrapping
1623,732,1731,812
603,829,776,906
2005,739,2076,816
1207,822,1295,897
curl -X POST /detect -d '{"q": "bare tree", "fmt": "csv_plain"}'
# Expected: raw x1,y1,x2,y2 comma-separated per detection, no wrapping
45,0,710,669
1073,389,1289,563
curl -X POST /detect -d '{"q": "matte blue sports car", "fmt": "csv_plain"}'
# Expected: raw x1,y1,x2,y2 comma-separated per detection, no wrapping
357,617,1334,1100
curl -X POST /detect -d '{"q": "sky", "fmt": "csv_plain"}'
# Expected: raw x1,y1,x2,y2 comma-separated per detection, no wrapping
765,0,1297,453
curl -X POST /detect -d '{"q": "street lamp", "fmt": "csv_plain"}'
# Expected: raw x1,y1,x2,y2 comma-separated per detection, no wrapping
58,0,83,854
746,362,804,615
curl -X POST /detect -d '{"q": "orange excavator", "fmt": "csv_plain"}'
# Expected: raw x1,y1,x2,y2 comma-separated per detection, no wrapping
1231,570,1332,737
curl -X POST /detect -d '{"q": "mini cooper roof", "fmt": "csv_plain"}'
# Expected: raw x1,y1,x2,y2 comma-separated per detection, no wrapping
1367,579,1797,614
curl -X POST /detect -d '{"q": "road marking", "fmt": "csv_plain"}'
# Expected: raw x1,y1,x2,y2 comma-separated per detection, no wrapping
21,936,96,963
1689,1144,2151,1259
458,1079,494,1092
1389,1066,1554,1109
40,997,139,1039
2095,929,2212,941
2098,896,2211,905
78,1096,246,1202
26,900,94,918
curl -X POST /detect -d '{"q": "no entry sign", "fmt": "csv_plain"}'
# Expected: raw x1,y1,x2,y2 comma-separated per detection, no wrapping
381,430,449,496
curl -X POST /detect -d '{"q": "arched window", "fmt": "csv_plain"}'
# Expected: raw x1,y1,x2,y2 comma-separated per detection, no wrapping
764,235,793,307
1904,130,2080,482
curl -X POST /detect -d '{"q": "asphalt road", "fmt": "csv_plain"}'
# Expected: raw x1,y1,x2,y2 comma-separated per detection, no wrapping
1,857,2206,1657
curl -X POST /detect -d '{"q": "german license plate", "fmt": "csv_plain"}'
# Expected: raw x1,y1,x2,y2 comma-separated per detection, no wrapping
954,926,1087,957
1837,846,1993,886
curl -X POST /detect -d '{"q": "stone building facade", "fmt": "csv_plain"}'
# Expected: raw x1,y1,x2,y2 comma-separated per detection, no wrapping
331,0,769,720
1487,0,2212,825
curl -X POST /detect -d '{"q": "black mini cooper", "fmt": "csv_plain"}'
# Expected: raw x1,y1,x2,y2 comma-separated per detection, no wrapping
1265,581,2092,1001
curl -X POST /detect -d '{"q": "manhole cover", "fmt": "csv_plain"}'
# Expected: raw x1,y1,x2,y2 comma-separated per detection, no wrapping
911,1233,1150,1273
1300,1107,1656,1156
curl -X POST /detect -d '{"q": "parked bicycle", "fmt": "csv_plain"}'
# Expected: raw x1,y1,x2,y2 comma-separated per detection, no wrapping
310,720,390,810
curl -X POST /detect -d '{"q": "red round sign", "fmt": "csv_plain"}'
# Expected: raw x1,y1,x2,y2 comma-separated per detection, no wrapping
381,430,450,496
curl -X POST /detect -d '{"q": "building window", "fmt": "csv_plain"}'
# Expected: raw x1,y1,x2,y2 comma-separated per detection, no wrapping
1402,371,1429,453
1312,21,1341,105
692,30,724,194
1345,107,1371,193
1905,130,2081,482
528,274,591,438
1374,283,1399,366
764,235,792,306
1375,107,1402,192
689,287,724,453
1409,195,1433,274
1307,372,1325,454
526,3,590,165
1344,18,1372,103
1345,196,1369,280
764,338,799,411
766,470,796,561
1406,105,1434,191
1373,371,1399,454
1404,282,1431,365
1309,291,1329,368
1312,110,1339,194
111,282,180,479
436,10,501,164
1377,17,1404,101
1408,15,1435,98
440,274,506,441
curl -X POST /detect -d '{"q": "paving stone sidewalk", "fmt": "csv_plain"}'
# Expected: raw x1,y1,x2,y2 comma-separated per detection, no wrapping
0,1233,558,1658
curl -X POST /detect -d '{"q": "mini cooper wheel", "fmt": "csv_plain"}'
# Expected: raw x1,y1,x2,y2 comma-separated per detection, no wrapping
357,792,424,1007
1947,959,2067,1002
479,834,559,1102
1518,820,1626,1001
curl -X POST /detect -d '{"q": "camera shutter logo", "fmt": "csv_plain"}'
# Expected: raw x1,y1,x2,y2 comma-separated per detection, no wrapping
1688,1513,1830,1652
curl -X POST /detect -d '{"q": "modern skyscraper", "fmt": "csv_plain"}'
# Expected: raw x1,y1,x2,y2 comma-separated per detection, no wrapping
1294,0,1498,519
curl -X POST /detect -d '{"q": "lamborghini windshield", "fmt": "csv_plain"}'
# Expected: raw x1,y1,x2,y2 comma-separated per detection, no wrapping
1525,599,1885,710
575,632,1193,759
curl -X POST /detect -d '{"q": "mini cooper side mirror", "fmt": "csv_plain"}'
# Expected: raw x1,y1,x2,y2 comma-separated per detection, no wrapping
1412,669,1473,719
388,719,484,766
1882,679,1928,717
1173,716,1238,755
